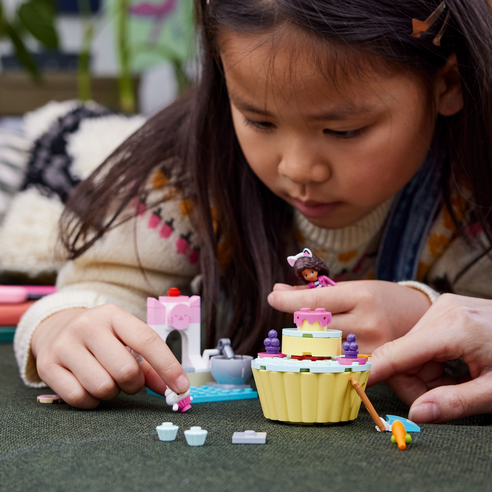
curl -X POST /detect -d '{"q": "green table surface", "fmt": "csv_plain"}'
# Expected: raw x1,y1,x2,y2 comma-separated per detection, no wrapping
2,344,492,492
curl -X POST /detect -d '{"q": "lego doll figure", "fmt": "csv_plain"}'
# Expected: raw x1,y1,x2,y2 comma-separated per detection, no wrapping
287,248,337,289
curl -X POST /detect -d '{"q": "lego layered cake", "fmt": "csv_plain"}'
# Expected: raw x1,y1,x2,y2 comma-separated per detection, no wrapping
252,308,371,424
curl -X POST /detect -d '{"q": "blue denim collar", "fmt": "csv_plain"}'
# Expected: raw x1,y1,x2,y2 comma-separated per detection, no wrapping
375,150,444,282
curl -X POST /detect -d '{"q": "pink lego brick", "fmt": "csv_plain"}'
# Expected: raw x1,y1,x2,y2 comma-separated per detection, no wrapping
168,303,192,330
257,352,287,358
147,298,167,325
294,308,332,328
154,295,201,323
159,295,188,304
189,296,200,307
336,357,367,365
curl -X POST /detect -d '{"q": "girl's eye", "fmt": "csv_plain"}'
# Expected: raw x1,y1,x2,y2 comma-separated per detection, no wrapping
323,128,365,139
244,117,276,131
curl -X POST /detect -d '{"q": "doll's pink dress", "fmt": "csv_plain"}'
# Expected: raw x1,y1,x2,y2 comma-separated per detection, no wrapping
307,275,337,289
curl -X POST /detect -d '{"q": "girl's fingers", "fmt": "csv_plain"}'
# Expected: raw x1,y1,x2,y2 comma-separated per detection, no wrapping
272,283,307,291
59,346,120,401
408,374,492,423
267,284,354,314
108,306,190,394
86,330,145,395
38,363,100,409
139,359,170,396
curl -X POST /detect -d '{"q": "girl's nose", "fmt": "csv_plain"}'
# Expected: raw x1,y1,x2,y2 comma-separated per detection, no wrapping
278,150,331,186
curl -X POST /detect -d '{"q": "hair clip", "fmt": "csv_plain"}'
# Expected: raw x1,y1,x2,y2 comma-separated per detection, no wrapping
412,2,447,42
432,10,450,46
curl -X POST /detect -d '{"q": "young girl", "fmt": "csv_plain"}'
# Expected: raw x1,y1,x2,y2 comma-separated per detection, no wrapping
15,0,492,412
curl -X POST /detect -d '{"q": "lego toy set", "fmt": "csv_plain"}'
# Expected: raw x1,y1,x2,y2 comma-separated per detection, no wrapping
147,249,419,447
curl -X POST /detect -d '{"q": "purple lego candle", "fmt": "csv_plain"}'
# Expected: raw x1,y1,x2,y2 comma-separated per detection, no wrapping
342,333,359,358
264,330,280,354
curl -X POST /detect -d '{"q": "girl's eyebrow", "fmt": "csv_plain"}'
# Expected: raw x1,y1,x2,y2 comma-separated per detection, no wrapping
229,93,375,121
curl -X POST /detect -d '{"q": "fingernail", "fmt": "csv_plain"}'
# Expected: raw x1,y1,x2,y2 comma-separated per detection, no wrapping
267,293,275,306
409,402,440,423
176,375,190,393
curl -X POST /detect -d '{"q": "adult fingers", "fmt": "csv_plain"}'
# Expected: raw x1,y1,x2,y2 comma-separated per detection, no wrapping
384,368,458,407
267,283,354,314
408,374,492,423
384,373,429,406
368,327,464,386
37,362,100,409
87,330,145,395
107,305,190,394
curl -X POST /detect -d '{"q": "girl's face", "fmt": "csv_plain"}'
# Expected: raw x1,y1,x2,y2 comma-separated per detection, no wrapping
221,29,440,229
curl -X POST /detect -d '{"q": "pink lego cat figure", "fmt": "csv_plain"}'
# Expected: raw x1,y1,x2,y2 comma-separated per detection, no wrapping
165,388,192,413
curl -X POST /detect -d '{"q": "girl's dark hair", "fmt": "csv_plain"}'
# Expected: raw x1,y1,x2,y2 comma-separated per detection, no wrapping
61,0,492,355
294,257,330,282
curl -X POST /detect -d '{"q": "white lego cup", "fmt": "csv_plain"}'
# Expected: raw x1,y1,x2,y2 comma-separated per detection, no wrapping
210,355,253,385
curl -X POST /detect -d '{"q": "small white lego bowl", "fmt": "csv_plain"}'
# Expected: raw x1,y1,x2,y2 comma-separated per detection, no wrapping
210,355,253,385
184,426,208,446
156,422,179,441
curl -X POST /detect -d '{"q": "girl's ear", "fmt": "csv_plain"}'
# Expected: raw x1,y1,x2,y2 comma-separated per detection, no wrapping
434,53,464,117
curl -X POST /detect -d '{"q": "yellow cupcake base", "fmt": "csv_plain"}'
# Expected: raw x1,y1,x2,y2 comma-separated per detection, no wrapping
252,366,370,424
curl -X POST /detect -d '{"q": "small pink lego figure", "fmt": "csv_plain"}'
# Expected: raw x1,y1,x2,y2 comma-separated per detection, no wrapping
287,248,336,288
165,388,193,413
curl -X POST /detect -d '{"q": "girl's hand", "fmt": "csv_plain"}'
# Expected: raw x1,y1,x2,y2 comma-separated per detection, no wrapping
31,305,190,409
267,280,431,352
369,294,492,423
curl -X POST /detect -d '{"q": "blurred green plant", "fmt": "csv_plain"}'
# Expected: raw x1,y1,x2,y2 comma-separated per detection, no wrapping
112,0,195,113
115,0,134,113
0,0,60,82
76,0,95,101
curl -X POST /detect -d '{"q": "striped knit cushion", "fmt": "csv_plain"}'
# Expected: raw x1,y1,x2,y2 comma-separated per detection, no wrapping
0,127,29,224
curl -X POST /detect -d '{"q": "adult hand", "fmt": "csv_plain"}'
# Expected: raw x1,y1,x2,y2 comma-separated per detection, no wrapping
267,280,431,352
369,294,492,423
31,304,189,409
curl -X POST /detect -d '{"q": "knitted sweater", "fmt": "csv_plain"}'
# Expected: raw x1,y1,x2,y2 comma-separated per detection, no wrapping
11,103,492,388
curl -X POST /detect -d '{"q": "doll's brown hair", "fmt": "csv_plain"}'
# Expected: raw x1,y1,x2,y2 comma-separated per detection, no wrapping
294,256,331,283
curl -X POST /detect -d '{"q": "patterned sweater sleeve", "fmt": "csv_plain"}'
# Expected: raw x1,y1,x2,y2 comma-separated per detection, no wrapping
412,194,492,301
14,180,201,388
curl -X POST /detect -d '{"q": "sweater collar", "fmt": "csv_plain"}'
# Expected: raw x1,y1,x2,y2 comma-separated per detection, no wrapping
293,197,394,255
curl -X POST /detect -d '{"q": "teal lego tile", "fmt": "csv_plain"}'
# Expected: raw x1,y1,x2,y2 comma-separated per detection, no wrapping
148,385,258,403
0,327,15,343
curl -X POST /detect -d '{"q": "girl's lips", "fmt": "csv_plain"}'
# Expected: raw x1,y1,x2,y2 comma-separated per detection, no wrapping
293,199,342,219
